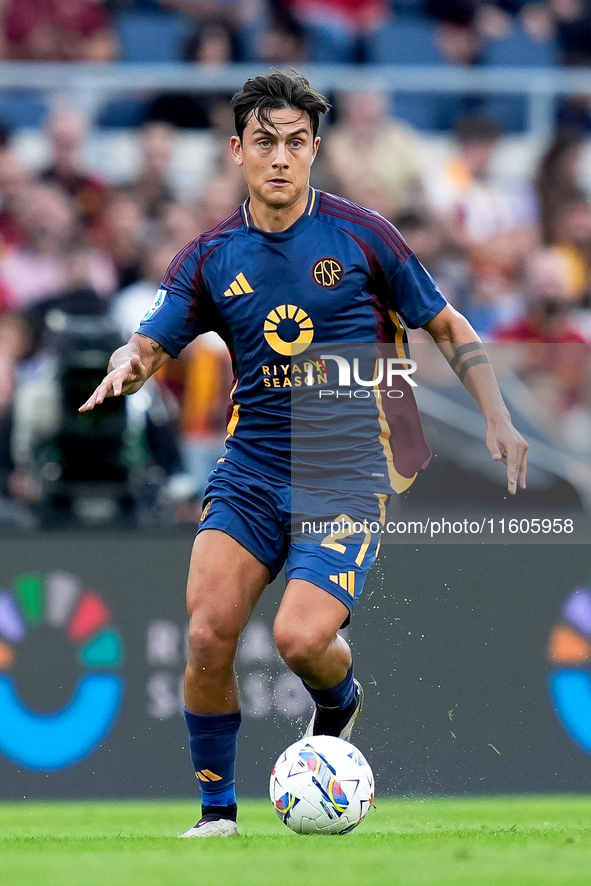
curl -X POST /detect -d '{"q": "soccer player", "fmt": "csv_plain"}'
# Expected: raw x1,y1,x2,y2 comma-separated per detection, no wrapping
80,70,528,837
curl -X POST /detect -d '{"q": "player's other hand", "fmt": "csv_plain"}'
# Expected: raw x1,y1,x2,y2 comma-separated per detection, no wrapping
486,419,528,494
79,354,147,412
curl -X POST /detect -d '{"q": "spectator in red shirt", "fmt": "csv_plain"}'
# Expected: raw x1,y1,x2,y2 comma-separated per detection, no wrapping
40,109,110,231
494,247,589,344
285,0,391,61
5,0,119,62
0,151,32,250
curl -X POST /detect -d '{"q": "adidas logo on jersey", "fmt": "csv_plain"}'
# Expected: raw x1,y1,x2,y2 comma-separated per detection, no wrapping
224,273,254,297
329,571,356,597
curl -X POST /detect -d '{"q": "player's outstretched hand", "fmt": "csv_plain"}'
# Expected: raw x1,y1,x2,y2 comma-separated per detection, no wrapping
79,354,147,412
486,419,528,495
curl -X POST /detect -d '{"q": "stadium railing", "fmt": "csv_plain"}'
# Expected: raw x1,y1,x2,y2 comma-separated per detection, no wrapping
1,62,591,137
415,376,591,510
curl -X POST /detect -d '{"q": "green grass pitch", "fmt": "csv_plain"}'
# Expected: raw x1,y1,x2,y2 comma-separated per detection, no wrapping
2,796,591,886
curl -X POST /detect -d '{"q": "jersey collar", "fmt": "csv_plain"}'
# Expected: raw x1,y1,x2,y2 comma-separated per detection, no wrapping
241,187,318,241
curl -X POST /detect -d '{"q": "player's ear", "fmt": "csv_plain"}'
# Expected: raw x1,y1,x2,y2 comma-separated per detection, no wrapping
311,136,321,163
230,135,243,167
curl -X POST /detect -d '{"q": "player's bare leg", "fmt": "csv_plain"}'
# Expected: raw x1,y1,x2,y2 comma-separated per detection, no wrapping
273,580,363,740
185,528,269,713
181,529,269,837
274,579,351,686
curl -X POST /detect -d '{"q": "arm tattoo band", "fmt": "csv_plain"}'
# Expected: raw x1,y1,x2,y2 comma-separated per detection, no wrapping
457,354,491,383
448,341,491,383
137,333,163,354
449,341,482,373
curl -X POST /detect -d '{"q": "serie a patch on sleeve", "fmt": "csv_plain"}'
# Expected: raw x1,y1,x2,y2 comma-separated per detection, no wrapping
143,289,167,321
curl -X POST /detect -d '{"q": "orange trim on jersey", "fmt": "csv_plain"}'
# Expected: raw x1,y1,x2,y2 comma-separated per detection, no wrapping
225,379,240,438
388,309,408,361
375,492,387,523
372,386,417,493
308,188,316,215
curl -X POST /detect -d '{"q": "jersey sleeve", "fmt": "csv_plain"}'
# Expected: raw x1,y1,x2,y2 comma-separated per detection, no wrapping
367,215,448,328
389,253,448,329
136,244,214,358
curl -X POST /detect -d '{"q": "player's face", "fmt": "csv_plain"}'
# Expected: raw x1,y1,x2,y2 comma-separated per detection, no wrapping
230,107,320,215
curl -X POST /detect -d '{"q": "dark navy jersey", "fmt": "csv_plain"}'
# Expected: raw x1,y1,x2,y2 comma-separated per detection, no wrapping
137,188,447,492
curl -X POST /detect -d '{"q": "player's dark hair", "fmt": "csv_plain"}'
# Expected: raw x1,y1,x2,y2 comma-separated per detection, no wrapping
231,69,330,140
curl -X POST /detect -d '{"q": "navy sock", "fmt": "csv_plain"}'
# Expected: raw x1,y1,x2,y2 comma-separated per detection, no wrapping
302,664,356,711
184,709,241,810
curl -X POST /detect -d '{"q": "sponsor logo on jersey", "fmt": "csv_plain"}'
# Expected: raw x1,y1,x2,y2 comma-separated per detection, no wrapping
312,257,344,288
224,272,254,297
261,359,326,388
264,304,314,356
143,288,167,321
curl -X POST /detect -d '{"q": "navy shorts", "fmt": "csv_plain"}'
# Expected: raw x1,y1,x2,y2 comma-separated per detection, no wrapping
198,457,388,613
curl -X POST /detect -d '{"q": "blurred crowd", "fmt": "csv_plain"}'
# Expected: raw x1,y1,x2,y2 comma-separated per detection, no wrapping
2,0,591,70
0,0,589,524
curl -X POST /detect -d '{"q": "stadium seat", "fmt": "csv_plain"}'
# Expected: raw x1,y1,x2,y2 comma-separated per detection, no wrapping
482,25,557,67
391,0,429,20
0,92,48,128
368,20,480,131
369,19,440,64
102,10,193,124
115,10,192,63
96,96,151,128
482,25,558,132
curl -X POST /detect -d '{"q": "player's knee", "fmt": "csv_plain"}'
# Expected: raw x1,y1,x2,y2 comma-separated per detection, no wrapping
273,622,329,674
187,617,239,669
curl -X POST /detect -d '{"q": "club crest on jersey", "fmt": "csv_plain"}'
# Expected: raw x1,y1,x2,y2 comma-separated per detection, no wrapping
312,257,344,289
143,288,166,320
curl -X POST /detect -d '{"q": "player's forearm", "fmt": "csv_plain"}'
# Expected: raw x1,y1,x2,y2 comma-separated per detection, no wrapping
449,358,511,428
109,333,170,394
423,306,510,425
423,304,528,492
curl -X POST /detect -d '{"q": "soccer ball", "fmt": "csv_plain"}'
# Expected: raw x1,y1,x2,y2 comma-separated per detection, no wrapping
269,735,374,835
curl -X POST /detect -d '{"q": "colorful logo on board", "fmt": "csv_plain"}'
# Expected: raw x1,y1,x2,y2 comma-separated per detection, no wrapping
0,572,124,771
548,583,591,754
